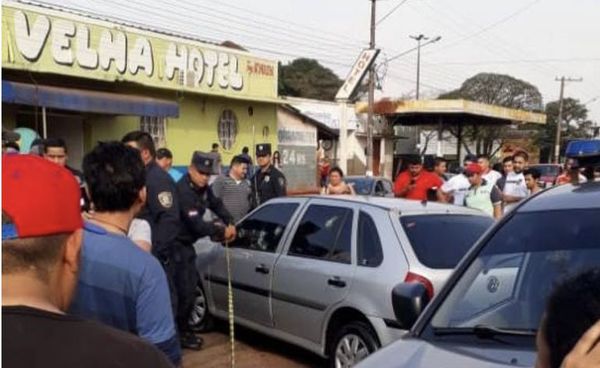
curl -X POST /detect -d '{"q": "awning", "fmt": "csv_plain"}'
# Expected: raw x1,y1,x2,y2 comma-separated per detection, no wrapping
2,81,179,117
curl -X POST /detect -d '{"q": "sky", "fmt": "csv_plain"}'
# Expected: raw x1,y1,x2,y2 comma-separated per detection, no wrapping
34,0,600,123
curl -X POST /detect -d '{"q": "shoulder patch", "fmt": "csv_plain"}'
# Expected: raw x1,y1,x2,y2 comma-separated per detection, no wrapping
158,191,173,208
278,177,286,187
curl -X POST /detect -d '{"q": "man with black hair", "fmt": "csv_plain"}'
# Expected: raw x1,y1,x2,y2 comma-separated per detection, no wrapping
524,168,542,195
212,155,253,223
536,269,600,368
503,151,529,213
496,156,514,192
70,142,180,366
43,137,90,211
156,147,183,183
2,154,173,368
477,154,502,186
437,155,477,205
174,151,236,349
394,156,442,201
122,131,181,307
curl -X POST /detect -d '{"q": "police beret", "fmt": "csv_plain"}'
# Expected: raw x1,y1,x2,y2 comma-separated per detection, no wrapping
191,151,214,174
256,143,272,156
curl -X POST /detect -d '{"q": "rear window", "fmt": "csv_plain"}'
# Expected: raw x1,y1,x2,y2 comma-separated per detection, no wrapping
345,178,372,195
401,215,493,269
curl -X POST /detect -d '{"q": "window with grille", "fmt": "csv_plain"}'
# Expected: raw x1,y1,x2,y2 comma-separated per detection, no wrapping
218,110,238,151
140,117,167,148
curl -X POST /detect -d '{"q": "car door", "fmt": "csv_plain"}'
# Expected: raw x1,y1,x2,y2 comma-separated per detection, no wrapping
271,199,356,344
208,200,302,327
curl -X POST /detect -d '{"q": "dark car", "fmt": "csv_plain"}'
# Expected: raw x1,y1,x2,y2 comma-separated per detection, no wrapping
356,180,600,368
344,176,394,197
529,164,561,187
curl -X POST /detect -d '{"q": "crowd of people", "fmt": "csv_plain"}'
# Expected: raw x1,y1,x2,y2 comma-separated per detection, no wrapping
2,131,288,367
393,152,561,219
2,129,600,368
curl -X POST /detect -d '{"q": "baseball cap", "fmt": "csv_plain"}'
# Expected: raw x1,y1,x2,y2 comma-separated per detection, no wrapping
191,151,214,175
2,154,83,240
464,163,483,175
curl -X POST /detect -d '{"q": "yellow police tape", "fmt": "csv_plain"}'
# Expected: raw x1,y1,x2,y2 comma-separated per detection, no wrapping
225,240,235,368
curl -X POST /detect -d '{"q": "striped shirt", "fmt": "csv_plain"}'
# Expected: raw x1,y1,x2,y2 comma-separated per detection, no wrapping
211,175,252,223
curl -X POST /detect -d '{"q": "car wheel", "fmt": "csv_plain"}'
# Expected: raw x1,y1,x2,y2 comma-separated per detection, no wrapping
188,283,214,332
328,321,380,368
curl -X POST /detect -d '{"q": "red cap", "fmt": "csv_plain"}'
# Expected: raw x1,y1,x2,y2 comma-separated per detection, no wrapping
2,154,83,240
465,163,483,175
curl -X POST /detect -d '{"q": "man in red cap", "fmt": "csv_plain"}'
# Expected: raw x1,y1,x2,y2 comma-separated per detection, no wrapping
463,163,503,219
2,154,172,368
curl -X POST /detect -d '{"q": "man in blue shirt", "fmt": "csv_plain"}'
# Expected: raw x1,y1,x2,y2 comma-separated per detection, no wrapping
70,142,181,366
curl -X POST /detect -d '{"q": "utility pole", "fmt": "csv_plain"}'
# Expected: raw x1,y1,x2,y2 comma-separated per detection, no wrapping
553,76,583,163
366,0,376,176
410,34,427,100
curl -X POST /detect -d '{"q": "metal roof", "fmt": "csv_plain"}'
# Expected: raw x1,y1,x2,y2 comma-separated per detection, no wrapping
355,99,546,126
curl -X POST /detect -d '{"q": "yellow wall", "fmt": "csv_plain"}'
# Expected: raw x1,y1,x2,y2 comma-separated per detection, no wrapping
83,91,277,165
167,94,277,165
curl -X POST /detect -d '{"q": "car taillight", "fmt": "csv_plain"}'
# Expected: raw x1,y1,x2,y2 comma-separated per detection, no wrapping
405,272,434,299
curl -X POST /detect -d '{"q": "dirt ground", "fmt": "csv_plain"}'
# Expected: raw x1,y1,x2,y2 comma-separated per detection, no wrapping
183,322,326,368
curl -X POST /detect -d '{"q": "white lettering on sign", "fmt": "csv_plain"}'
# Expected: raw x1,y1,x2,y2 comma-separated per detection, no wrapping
76,24,98,69
165,43,188,81
282,149,307,166
98,30,127,73
188,48,204,87
13,10,50,61
51,19,76,65
10,9,247,91
204,50,218,87
129,37,153,76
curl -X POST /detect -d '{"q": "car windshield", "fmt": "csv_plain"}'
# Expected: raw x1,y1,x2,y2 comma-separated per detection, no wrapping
345,178,373,195
430,209,600,334
531,165,560,177
401,215,493,269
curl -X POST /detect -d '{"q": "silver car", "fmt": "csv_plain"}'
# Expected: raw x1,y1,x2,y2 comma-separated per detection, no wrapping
356,182,600,368
191,196,493,367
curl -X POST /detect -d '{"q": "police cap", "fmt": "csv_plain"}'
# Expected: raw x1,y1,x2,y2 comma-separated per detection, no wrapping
256,143,272,157
191,151,214,175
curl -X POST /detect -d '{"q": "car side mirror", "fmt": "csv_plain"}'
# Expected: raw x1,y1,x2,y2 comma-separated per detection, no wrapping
391,283,431,330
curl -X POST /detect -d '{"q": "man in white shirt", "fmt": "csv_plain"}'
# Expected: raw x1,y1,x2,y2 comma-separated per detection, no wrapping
503,151,529,213
437,155,477,205
478,154,502,187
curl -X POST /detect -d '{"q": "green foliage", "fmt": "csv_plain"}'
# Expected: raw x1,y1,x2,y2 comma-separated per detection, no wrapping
535,98,594,162
278,58,343,101
439,73,544,156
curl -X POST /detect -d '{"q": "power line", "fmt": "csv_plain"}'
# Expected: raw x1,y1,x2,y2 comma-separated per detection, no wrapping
425,57,600,66
376,0,410,26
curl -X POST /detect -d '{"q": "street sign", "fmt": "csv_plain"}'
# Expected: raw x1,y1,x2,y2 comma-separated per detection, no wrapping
335,49,380,101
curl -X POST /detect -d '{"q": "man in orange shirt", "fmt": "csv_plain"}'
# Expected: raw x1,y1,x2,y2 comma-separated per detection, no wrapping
394,156,443,201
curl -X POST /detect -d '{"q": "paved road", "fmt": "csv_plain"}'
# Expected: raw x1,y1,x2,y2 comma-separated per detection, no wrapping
183,322,326,368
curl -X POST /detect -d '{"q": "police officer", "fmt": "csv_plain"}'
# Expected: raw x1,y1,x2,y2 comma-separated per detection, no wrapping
252,143,287,207
121,131,181,313
175,151,236,350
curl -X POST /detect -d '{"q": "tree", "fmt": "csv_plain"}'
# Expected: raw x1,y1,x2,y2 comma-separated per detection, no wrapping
278,59,343,101
535,98,594,162
438,73,543,156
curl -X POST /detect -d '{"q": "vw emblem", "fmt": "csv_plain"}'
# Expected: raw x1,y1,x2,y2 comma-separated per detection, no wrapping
487,276,500,293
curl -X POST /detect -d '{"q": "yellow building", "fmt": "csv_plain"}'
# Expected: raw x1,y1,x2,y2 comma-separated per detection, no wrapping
2,2,279,169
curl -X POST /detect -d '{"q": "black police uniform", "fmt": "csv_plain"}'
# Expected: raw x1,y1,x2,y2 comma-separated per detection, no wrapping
174,152,234,346
252,144,287,206
138,161,181,313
